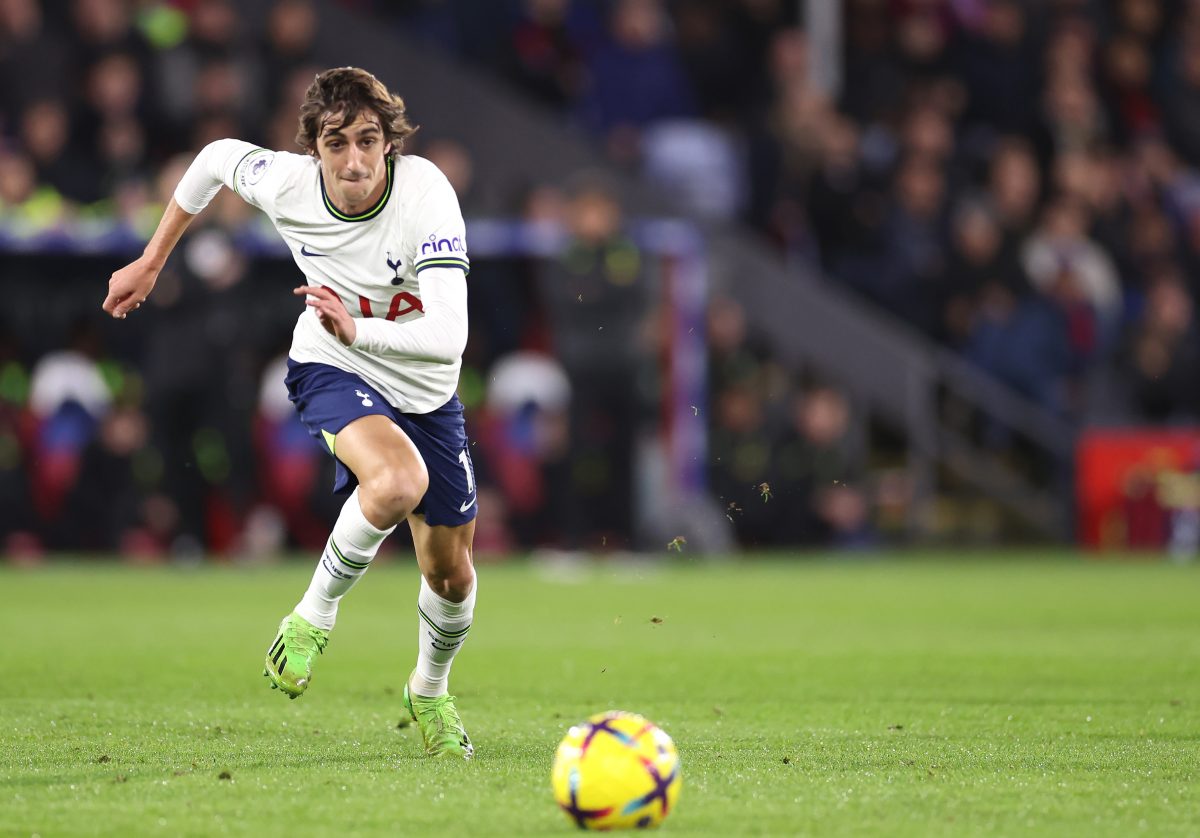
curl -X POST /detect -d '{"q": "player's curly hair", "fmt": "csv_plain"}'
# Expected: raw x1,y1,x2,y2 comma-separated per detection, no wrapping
296,67,417,158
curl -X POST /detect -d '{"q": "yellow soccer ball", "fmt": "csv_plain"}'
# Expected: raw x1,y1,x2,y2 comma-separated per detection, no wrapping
551,711,682,830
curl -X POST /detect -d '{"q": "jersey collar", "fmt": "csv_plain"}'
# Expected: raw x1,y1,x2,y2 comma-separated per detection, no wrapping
319,156,394,223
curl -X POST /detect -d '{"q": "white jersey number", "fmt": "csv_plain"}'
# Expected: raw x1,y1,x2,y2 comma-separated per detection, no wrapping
458,448,475,494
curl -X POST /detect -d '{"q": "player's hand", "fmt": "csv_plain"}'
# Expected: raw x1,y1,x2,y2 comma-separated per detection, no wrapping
103,255,160,320
295,285,357,346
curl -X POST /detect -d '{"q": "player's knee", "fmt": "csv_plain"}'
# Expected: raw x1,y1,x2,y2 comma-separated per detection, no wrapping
425,563,474,602
361,466,428,521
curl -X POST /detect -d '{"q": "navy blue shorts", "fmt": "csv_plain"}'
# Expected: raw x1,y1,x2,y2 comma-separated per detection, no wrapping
284,360,477,527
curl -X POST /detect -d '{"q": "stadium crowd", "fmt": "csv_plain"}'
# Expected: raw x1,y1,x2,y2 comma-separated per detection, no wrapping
386,0,1200,419
3,0,1200,555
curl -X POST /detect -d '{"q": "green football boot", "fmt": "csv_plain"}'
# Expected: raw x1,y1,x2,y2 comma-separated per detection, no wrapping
401,672,474,759
263,613,329,699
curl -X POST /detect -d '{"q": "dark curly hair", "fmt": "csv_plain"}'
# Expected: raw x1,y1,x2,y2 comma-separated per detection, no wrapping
295,67,417,158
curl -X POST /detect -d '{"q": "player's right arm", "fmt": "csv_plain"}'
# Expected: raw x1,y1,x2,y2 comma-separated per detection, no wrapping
102,139,267,320
102,199,194,319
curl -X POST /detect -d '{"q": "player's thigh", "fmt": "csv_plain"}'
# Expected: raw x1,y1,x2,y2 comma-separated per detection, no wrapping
409,513,475,598
335,414,429,498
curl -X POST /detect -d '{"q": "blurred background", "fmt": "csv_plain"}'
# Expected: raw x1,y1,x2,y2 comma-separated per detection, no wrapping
3,0,1200,561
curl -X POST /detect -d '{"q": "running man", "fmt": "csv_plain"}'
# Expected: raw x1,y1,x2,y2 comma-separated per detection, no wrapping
102,67,478,759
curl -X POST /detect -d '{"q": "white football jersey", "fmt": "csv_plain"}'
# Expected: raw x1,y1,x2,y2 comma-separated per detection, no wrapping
221,145,469,414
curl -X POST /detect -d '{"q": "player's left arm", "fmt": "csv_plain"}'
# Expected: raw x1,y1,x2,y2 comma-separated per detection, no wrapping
294,266,467,363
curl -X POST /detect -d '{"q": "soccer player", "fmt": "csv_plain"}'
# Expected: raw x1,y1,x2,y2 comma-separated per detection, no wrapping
102,67,478,760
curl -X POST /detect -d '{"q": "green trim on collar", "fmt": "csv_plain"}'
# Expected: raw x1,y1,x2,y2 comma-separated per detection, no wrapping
319,156,394,222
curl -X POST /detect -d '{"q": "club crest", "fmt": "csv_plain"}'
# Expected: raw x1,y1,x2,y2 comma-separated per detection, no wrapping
387,251,404,285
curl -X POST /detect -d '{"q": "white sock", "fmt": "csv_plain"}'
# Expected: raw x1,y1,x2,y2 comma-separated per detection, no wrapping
295,489,395,630
411,572,477,697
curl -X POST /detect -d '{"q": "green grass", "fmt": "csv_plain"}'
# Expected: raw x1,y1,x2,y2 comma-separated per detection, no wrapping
1,554,1198,836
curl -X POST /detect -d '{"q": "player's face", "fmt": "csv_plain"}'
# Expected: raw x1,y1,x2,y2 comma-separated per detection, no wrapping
316,112,392,213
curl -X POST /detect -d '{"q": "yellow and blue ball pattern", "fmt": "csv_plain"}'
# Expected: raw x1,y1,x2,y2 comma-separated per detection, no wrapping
551,711,682,830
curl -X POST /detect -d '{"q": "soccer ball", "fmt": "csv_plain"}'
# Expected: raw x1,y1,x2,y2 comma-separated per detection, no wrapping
551,711,682,830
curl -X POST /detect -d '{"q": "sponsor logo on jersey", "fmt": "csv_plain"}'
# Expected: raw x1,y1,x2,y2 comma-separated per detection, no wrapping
420,234,467,256
300,244,328,257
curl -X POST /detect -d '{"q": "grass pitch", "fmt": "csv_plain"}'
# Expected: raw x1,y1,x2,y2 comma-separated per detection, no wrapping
1,554,1198,836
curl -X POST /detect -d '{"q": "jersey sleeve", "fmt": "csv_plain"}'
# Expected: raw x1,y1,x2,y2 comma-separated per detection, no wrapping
173,139,294,217
350,266,468,364
408,163,470,277
228,146,291,215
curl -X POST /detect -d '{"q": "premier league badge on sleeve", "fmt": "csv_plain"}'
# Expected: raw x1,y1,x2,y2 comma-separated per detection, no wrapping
246,152,275,185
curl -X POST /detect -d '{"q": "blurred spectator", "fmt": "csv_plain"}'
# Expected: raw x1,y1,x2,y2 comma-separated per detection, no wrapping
69,0,145,64
989,137,1041,239
0,334,34,552
29,316,111,427
535,176,653,548
0,0,69,124
253,352,328,551
711,377,872,548
58,399,159,553
709,377,773,544
83,51,152,196
1163,28,1200,166
784,386,872,547
576,0,696,163
0,147,60,233
940,197,1022,345
803,114,872,276
478,350,570,546
1039,67,1109,158
418,136,481,213
900,101,957,166
954,0,1038,135
139,217,259,555
1101,34,1159,142
640,119,744,220
20,99,100,204
1121,271,1200,420
84,51,143,124
673,0,768,125
871,153,950,336
28,316,112,524
1118,206,1176,287
706,293,769,394
154,0,260,145
499,0,592,109
261,0,318,112
1021,197,1122,352
894,0,955,77
841,0,905,124
965,281,1073,413
265,63,324,153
